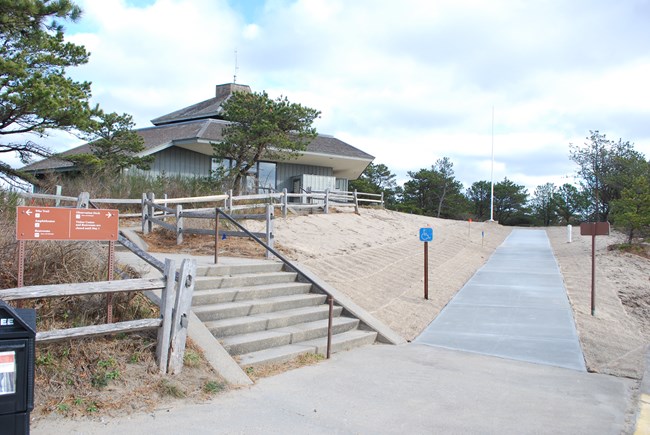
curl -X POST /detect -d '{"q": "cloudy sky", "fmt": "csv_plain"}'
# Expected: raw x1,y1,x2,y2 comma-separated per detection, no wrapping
13,0,650,193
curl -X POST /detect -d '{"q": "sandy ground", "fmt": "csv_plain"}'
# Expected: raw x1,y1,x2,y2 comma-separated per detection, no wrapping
548,227,649,379
271,208,512,341
268,209,649,379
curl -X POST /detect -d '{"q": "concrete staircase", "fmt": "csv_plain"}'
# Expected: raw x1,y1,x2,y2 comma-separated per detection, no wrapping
191,260,378,369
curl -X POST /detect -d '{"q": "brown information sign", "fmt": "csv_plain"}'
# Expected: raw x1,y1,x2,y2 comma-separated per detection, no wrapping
580,222,610,236
16,206,119,241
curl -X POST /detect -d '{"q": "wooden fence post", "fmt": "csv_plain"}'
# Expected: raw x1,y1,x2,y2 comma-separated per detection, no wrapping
156,259,176,374
381,191,385,209
55,185,62,207
282,188,288,218
167,259,196,375
76,192,89,208
176,204,183,245
266,204,274,259
353,189,360,214
141,192,148,234
324,188,330,214
146,192,155,234
227,189,233,213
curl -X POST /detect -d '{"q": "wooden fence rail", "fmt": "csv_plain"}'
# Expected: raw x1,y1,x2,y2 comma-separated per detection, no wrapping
0,258,196,375
141,192,275,259
14,187,384,221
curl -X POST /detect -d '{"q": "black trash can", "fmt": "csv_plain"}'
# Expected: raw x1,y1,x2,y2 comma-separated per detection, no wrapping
0,301,36,435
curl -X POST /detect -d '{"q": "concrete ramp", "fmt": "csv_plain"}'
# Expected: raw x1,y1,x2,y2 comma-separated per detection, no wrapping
416,229,586,371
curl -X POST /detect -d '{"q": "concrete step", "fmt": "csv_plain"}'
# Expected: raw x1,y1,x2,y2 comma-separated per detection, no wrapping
205,305,344,338
222,317,360,355
192,282,312,306
194,271,298,290
196,261,285,277
192,293,328,322
237,329,378,368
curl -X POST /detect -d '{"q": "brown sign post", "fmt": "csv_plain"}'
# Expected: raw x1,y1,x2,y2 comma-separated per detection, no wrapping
16,206,118,241
580,222,610,316
16,206,119,321
419,226,434,300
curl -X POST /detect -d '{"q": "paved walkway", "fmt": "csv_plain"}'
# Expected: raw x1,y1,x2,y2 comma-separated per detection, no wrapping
32,230,640,434
32,344,634,434
416,229,586,371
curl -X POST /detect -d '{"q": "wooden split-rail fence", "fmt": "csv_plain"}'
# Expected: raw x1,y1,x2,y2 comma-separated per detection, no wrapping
0,258,196,375
141,192,276,259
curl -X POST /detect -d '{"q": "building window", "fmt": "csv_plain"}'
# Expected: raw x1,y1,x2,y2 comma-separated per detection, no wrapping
257,162,276,193
211,158,276,193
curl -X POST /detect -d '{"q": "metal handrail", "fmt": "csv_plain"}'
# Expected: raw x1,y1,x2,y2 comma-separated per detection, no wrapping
215,207,334,358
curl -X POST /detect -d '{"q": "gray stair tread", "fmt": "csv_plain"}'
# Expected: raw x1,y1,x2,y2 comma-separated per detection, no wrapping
222,317,359,347
192,294,328,322
193,282,311,302
193,293,327,313
193,281,310,295
237,329,378,368
204,305,344,336
196,262,284,276
194,271,299,290
195,271,297,283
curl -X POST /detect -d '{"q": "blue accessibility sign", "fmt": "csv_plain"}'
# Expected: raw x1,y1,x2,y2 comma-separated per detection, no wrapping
419,227,434,242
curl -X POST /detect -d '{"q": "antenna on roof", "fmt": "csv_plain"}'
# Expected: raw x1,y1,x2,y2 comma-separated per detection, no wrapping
233,49,239,84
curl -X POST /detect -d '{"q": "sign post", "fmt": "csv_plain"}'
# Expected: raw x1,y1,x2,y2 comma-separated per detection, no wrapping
16,206,119,321
16,207,118,241
419,226,434,300
580,222,610,316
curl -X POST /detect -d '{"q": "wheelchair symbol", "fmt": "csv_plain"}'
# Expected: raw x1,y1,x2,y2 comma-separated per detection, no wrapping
419,227,433,242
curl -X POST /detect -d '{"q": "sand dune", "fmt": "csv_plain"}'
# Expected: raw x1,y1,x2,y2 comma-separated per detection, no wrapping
271,208,649,379
273,208,512,341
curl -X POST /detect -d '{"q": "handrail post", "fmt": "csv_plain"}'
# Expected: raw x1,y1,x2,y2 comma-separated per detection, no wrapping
327,295,333,359
266,204,273,259
214,208,219,264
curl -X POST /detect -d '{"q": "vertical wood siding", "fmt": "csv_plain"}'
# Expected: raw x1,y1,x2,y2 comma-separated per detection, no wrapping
148,147,212,177
276,163,333,192
138,149,349,192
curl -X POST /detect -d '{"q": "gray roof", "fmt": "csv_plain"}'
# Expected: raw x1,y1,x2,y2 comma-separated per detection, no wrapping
22,83,373,174
151,83,252,126
21,118,374,172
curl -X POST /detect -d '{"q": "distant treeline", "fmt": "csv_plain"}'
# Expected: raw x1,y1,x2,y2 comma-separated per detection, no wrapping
350,131,650,243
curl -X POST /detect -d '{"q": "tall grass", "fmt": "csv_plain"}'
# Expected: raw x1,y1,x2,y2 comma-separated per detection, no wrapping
38,171,229,200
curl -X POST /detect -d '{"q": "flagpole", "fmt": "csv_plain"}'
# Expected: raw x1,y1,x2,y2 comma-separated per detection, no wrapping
489,106,495,222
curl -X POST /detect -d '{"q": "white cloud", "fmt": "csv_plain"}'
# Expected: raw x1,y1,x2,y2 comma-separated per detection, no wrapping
7,0,650,197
